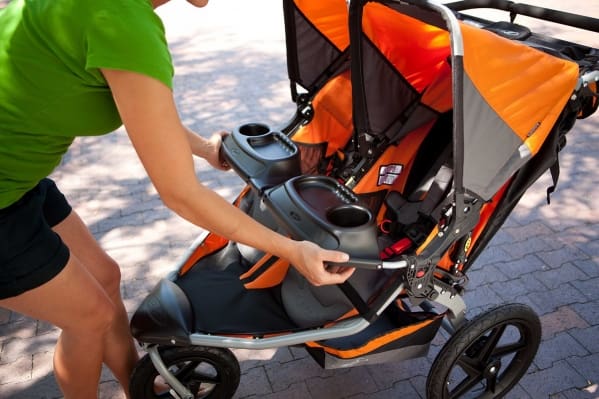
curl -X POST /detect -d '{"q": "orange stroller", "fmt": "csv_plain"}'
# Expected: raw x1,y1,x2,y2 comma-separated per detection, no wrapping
128,0,599,397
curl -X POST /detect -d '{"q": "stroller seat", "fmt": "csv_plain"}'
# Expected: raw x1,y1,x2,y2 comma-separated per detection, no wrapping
130,108,457,353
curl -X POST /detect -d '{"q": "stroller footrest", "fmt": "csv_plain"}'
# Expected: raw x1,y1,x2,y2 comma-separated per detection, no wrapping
305,309,444,368
307,342,431,369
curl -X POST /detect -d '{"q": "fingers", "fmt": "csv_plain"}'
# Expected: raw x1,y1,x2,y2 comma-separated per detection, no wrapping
186,0,209,8
218,158,230,170
298,245,354,286
307,265,355,286
325,265,355,283
212,131,231,170
325,249,350,264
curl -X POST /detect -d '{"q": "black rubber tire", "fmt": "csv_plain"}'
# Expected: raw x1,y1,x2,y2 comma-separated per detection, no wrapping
129,346,241,399
426,303,541,399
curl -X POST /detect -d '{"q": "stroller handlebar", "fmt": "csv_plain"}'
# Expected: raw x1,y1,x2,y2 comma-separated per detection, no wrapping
328,258,409,270
380,259,409,270
327,258,385,270
445,0,599,34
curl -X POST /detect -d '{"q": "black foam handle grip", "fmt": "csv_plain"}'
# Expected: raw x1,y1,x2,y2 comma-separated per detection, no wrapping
326,257,382,270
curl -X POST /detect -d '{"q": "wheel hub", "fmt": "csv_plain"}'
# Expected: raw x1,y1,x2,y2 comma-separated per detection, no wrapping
484,359,502,379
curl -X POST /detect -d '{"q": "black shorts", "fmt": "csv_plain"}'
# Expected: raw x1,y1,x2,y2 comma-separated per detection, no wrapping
0,178,72,299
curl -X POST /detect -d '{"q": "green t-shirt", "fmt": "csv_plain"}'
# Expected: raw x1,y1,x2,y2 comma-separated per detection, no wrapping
0,0,174,208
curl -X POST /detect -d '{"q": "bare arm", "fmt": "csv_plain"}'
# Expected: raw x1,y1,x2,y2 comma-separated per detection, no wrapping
184,126,229,170
101,68,354,285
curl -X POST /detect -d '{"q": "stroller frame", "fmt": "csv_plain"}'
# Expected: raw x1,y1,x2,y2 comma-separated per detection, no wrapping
129,0,599,398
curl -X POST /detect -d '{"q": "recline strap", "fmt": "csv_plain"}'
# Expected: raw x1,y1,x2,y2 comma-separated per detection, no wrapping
546,159,560,205
419,164,453,217
546,134,566,205
338,281,372,320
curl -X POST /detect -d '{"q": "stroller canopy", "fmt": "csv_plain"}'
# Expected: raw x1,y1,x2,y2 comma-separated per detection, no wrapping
284,0,350,96
284,0,580,201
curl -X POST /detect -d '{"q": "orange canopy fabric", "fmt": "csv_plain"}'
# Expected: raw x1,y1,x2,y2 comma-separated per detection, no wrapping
294,0,349,51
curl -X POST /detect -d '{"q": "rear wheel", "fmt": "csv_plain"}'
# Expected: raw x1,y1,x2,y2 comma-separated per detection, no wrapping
129,345,240,399
427,303,541,399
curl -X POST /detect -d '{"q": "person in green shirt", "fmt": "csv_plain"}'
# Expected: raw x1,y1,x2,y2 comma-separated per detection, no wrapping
0,0,355,397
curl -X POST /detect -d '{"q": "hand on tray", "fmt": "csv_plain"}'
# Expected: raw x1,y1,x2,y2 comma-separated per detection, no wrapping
207,131,231,171
290,241,355,286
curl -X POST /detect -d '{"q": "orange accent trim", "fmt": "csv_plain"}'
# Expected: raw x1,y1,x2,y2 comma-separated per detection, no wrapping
306,317,439,358
466,180,510,254
178,186,252,276
178,233,228,276
243,258,291,289
234,185,252,206
239,254,272,280
416,225,439,256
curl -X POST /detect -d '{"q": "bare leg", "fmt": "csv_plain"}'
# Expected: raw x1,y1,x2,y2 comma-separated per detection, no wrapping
1,209,138,398
52,211,139,397
0,253,116,399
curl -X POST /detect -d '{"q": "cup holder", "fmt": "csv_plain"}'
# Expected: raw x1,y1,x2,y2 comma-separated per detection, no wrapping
221,123,301,191
264,176,380,262
237,123,270,136
327,205,372,228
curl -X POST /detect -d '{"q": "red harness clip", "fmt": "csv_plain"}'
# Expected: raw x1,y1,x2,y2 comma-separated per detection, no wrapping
380,237,413,260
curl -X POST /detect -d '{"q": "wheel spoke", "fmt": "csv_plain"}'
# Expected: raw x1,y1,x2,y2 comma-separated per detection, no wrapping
193,372,220,385
457,354,482,377
492,339,526,358
486,372,498,394
173,361,200,380
449,372,485,399
173,360,220,384
448,354,486,398
479,324,507,361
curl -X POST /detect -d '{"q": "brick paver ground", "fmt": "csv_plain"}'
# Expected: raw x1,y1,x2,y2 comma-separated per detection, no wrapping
1,1,598,398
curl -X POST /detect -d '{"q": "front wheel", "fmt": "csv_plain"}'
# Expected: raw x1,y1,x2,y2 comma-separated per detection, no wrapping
129,345,241,399
427,303,541,399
